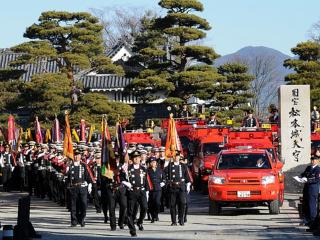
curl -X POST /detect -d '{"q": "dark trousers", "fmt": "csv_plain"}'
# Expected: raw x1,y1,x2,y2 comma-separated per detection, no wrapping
149,191,161,220
127,190,147,234
106,187,127,229
101,187,110,221
302,185,310,222
169,190,186,224
309,193,318,224
92,183,101,212
2,165,12,192
70,186,87,225
27,168,35,195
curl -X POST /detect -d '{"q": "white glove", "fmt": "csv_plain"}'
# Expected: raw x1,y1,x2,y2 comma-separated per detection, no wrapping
122,181,132,189
146,191,149,202
88,183,92,194
97,190,101,197
160,182,165,188
186,182,191,193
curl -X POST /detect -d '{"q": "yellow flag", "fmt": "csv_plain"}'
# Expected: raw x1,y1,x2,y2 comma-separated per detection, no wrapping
72,129,80,143
45,129,51,143
26,128,33,141
88,125,95,143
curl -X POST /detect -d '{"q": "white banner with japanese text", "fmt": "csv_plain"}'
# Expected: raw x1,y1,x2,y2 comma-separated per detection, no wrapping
280,85,310,171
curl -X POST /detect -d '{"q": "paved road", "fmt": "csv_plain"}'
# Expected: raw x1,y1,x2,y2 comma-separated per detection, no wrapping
0,192,316,240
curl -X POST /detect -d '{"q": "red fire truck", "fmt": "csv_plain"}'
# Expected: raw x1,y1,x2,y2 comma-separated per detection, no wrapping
208,147,284,215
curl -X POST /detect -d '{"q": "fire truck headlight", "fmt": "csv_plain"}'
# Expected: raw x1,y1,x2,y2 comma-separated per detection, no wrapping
209,176,225,184
262,175,275,185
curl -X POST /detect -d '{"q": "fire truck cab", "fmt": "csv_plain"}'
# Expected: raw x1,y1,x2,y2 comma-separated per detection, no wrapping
208,147,284,215
189,126,229,192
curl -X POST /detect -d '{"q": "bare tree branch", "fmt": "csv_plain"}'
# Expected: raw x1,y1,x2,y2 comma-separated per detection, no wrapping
90,6,147,49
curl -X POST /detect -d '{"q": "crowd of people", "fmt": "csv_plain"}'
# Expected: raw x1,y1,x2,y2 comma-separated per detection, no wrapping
0,141,192,237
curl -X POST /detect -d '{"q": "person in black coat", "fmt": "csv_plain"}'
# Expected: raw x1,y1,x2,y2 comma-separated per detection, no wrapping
123,150,152,237
0,145,15,192
300,157,320,231
241,109,259,128
100,153,127,231
164,151,191,226
66,149,93,227
147,157,165,223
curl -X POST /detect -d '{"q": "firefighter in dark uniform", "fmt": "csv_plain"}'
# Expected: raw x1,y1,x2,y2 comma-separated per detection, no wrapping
147,156,165,223
207,112,220,126
123,150,152,237
300,157,320,232
67,149,92,227
241,109,259,128
1,145,15,192
164,151,191,226
24,141,35,195
90,151,102,213
101,153,127,230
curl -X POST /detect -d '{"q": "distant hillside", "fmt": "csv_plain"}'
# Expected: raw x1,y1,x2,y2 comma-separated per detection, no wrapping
214,46,294,115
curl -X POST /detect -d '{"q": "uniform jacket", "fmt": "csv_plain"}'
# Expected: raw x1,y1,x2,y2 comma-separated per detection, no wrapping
301,165,320,194
163,162,191,191
127,164,152,191
147,167,163,191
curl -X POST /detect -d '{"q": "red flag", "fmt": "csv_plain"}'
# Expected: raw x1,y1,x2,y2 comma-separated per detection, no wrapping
63,112,74,160
52,116,61,143
7,115,15,144
35,116,43,144
165,114,183,159
80,119,86,142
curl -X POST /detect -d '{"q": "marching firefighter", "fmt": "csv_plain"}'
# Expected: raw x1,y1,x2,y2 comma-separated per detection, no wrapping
147,157,165,223
100,152,127,230
0,144,15,192
66,149,93,227
89,151,102,213
123,150,152,237
164,151,191,226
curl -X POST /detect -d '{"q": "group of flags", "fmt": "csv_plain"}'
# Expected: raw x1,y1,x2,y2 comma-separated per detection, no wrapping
2,113,183,178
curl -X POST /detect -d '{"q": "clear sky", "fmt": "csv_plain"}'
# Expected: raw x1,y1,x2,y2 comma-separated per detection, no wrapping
1,0,320,56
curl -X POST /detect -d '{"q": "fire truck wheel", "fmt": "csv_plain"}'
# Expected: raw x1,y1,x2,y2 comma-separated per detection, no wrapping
269,199,280,215
209,199,221,215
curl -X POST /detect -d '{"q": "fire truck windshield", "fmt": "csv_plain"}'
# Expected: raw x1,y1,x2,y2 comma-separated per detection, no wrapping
217,153,271,170
203,143,223,155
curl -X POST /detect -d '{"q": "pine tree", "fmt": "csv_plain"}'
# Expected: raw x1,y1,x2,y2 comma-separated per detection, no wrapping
284,41,320,105
216,63,254,110
211,63,254,124
124,12,175,103
10,11,124,85
158,0,220,101
126,0,220,104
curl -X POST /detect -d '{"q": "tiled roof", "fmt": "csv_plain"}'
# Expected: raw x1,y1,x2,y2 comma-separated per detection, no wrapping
0,48,133,91
0,49,61,81
79,74,132,90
